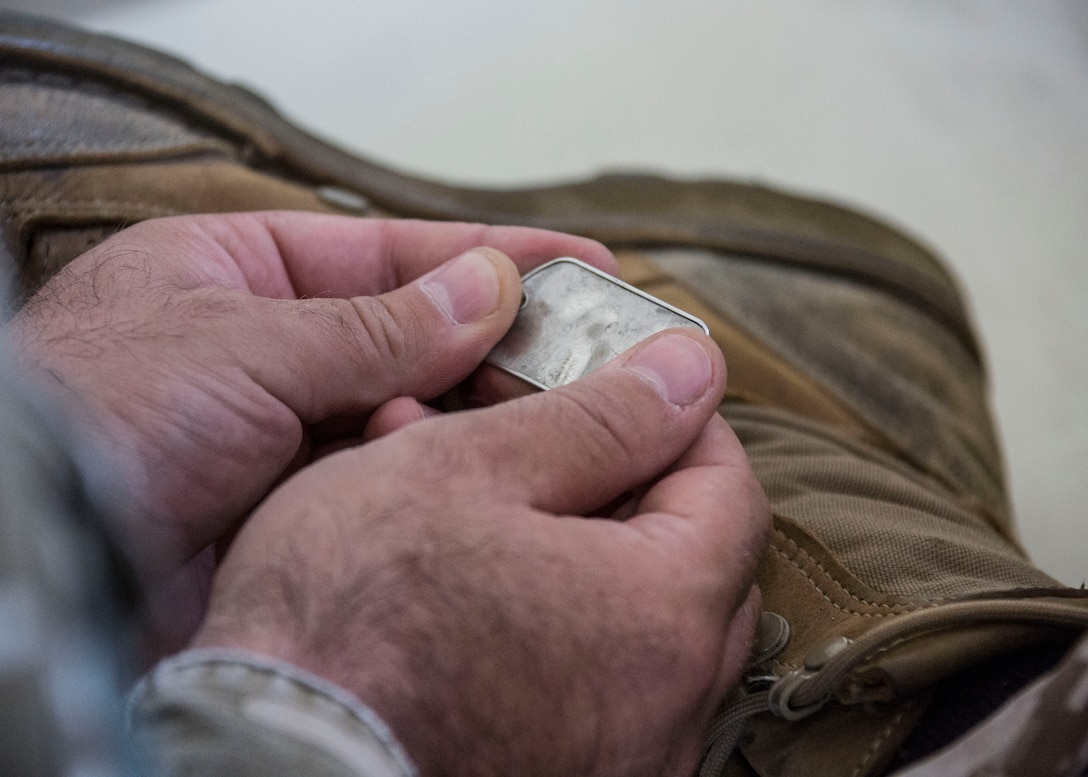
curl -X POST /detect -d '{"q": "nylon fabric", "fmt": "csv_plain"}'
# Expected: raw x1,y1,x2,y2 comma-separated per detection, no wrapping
725,405,1056,599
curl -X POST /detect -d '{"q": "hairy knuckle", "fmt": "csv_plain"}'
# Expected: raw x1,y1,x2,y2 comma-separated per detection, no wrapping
346,297,418,366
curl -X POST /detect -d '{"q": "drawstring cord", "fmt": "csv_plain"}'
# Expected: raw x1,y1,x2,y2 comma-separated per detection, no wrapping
699,689,771,777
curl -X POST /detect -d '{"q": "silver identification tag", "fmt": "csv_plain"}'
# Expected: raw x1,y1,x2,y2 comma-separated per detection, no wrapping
486,257,710,390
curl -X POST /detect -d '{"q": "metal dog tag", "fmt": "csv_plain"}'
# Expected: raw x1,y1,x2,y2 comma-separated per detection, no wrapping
486,257,709,390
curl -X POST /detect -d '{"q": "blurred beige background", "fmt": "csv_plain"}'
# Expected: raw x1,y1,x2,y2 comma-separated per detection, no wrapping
10,0,1087,586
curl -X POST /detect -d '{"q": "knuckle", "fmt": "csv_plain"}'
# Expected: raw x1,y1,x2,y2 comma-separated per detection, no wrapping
550,384,647,469
337,296,421,367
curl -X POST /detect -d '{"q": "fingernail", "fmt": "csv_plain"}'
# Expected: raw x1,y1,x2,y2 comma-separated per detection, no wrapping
419,250,501,325
626,334,713,407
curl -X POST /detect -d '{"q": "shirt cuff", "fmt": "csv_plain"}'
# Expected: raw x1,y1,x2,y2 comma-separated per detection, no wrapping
128,648,417,777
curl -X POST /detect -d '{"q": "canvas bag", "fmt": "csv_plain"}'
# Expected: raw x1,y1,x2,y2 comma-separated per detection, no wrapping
3,12,1087,775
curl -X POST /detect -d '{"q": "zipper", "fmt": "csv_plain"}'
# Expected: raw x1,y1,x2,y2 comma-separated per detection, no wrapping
700,600,1088,776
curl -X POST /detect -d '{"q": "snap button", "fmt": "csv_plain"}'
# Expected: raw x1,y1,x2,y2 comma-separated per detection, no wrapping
753,611,791,663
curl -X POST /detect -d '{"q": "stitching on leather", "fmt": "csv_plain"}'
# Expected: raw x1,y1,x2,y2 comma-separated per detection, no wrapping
772,529,949,615
771,544,900,617
850,700,912,777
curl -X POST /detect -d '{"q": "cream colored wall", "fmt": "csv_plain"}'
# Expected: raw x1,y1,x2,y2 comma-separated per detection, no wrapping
19,0,1088,586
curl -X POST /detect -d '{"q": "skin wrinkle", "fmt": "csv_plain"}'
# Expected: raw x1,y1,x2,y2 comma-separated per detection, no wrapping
131,388,277,551
241,215,313,298
518,384,651,508
566,383,648,465
214,215,288,296
376,217,413,290
168,367,293,467
265,223,303,299
254,300,333,409
346,292,415,381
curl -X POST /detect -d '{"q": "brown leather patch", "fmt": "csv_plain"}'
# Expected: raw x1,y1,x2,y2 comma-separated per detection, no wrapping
4,159,347,294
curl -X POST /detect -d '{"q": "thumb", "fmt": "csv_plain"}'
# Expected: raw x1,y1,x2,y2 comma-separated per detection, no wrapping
412,330,728,515
252,247,524,421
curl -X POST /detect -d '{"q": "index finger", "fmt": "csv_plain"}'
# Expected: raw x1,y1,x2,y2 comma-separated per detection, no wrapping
219,213,618,299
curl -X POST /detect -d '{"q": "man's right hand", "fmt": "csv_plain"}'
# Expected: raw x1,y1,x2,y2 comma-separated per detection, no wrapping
193,329,771,777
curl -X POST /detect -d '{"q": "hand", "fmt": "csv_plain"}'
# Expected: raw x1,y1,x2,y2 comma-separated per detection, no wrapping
194,329,771,777
8,212,615,644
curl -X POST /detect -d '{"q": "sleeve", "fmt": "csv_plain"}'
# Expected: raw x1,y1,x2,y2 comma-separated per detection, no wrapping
129,649,418,777
0,346,138,776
